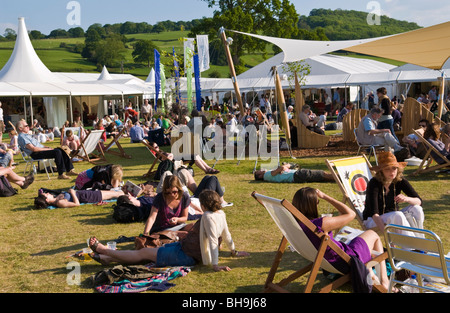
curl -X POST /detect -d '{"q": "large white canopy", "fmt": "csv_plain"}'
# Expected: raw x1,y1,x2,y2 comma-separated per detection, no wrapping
229,29,385,64
0,17,151,98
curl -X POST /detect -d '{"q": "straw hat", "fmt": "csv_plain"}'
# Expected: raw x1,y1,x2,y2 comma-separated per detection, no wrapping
370,151,407,172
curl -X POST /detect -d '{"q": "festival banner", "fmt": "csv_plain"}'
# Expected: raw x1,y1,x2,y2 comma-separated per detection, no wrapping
173,47,181,105
154,49,161,111
160,62,166,114
185,44,194,112
193,52,202,111
196,34,210,72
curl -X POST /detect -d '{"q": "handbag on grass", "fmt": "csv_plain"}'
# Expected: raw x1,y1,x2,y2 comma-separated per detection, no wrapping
134,229,189,250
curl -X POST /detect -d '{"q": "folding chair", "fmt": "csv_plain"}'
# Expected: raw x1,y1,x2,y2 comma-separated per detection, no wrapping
354,129,384,165
103,127,131,159
19,147,54,180
326,155,373,230
142,139,169,177
72,129,107,163
412,129,450,175
384,224,450,293
252,191,388,293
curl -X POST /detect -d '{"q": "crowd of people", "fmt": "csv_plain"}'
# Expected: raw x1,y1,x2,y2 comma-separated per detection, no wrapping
0,88,447,291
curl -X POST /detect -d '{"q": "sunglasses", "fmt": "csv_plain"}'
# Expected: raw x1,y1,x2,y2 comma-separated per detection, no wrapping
164,190,179,196
419,124,427,128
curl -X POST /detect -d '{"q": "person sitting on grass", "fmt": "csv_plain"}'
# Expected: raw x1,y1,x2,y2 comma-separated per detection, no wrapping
0,166,34,190
75,164,123,191
142,175,191,235
157,167,232,207
61,129,81,154
88,189,249,271
148,141,220,174
253,163,334,183
292,187,395,292
34,188,124,209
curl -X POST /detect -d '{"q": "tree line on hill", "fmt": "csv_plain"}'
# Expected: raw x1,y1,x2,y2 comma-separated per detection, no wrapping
0,19,204,41
0,2,421,76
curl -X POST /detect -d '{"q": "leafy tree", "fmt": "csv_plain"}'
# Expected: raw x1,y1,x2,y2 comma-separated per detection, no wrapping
132,39,158,67
48,28,69,38
4,28,16,40
120,21,137,34
189,0,300,73
95,35,127,68
68,27,85,38
29,30,45,40
152,23,166,33
298,9,421,40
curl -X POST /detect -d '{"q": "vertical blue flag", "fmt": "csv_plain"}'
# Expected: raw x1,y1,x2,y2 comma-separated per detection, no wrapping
173,47,181,105
154,49,161,111
193,53,202,111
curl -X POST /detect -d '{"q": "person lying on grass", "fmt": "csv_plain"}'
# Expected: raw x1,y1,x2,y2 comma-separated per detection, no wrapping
34,188,124,209
253,163,334,183
89,190,249,272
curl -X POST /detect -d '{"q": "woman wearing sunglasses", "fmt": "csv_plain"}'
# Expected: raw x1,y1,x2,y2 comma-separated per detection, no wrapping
142,175,191,235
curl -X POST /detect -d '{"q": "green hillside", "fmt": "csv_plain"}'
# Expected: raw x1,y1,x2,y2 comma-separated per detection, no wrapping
298,8,421,40
0,8,422,79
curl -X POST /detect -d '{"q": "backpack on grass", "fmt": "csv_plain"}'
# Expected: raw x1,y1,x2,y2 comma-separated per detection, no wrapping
0,175,17,197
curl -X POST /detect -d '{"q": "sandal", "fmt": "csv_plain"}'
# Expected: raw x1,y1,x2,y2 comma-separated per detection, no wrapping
89,252,108,266
207,168,220,174
89,236,100,253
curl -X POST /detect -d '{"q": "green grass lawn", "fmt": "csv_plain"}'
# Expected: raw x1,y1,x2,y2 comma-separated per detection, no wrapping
0,134,448,293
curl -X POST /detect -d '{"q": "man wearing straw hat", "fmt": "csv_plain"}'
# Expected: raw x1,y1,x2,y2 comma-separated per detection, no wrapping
363,151,424,237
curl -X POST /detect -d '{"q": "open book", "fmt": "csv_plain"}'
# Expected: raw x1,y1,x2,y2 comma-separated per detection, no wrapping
123,180,142,197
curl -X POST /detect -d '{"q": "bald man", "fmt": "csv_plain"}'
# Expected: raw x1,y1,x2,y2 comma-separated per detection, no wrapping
17,120,77,179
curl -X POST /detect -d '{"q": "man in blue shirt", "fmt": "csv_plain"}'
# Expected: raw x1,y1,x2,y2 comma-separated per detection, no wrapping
254,163,333,183
17,120,77,179
129,121,145,143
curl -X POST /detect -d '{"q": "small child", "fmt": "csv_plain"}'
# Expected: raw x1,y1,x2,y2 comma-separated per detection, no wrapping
62,129,80,152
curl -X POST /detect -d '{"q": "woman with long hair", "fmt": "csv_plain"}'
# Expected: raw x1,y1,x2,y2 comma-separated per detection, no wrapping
292,187,393,292
89,190,249,271
363,151,424,237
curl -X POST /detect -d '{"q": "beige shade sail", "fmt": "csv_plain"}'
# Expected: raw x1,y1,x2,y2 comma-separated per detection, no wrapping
344,21,450,70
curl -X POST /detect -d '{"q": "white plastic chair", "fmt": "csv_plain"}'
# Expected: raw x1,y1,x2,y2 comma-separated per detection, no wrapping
19,148,54,179
354,129,384,165
384,224,450,293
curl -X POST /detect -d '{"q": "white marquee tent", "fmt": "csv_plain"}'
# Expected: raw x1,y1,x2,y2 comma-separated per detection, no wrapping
0,17,154,127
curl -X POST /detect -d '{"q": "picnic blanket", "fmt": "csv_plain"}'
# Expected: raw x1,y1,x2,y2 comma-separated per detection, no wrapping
90,263,191,293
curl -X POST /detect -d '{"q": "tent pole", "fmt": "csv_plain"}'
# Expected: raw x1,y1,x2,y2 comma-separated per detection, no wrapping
23,96,27,123
69,94,73,124
437,73,445,119
274,67,292,149
29,94,33,126
219,27,244,117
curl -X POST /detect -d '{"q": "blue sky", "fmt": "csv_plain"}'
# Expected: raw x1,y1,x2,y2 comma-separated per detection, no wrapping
0,0,448,35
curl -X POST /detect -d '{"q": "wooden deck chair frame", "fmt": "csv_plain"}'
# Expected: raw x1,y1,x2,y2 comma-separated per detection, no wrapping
325,155,373,230
72,129,107,163
384,224,450,293
296,122,330,149
142,139,169,178
411,129,450,175
251,191,387,293
103,127,131,159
